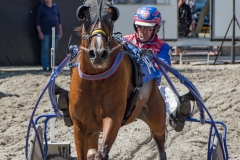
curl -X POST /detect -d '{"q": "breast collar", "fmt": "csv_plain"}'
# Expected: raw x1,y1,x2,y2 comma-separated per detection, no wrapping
78,51,125,80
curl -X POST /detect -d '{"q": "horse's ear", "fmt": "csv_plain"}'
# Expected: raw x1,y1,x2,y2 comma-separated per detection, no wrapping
108,6,119,22
76,4,90,21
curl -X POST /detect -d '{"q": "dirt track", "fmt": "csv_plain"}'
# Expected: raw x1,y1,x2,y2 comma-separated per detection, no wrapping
0,65,240,160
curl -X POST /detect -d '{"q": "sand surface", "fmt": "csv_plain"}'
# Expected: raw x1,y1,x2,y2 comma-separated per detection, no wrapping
0,64,240,160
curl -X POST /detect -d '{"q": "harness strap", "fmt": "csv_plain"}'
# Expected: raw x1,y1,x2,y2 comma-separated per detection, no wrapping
91,29,107,37
121,88,140,126
80,46,89,52
80,43,122,53
78,51,125,80
109,43,122,53
121,52,144,126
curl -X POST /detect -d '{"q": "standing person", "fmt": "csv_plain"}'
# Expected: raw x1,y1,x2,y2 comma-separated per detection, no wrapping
173,0,192,56
192,0,210,37
124,5,192,132
36,0,63,71
186,0,196,36
178,0,192,37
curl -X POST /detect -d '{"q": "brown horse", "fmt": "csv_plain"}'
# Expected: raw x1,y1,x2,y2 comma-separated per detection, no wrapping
69,0,166,159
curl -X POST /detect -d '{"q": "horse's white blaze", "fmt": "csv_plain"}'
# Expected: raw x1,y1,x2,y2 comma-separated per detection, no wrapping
96,35,102,50
96,22,103,51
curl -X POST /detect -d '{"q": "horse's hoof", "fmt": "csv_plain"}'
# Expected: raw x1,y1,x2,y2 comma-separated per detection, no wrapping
159,150,167,160
87,149,97,160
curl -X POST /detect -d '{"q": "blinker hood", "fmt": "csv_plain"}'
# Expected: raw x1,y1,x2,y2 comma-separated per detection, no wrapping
76,0,119,31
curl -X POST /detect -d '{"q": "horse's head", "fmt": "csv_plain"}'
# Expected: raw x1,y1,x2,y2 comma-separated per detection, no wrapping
76,0,120,69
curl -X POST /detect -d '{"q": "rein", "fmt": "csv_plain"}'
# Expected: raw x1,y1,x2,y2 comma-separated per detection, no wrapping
80,43,122,53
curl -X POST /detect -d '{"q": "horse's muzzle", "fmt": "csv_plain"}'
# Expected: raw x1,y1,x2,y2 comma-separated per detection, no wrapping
88,49,109,59
88,49,109,68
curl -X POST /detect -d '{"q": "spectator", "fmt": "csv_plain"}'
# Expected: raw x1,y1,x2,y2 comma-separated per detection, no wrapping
178,0,192,37
36,0,62,71
186,0,197,36
174,0,192,55
192,0,210,37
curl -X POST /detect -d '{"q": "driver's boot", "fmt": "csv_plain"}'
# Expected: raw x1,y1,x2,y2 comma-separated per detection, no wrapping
55,84,73,127
169,95,192,132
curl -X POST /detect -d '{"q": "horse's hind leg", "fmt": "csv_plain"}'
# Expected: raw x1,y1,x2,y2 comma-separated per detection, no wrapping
138,84,167,160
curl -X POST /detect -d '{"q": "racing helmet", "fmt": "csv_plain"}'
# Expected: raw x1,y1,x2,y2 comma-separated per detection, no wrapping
133,5,162,34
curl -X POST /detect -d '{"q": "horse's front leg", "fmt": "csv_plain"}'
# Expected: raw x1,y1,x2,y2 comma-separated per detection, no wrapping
73,119,99,160
93,117,121,160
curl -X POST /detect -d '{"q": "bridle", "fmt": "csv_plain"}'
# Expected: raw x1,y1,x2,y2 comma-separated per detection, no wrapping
74,0,124,80
78,0,122,53
83,0,112,42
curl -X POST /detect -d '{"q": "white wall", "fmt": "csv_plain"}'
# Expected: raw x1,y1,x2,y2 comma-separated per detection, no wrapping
113,0,240,46
114,0,178,40
211,0,240,40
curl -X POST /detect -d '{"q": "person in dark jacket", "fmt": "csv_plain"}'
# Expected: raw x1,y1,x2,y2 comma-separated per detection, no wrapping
173,0,192,55
178,0,192,37
36,0,63,71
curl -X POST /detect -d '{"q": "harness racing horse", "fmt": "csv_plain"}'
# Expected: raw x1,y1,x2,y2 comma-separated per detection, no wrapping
69,0,167,159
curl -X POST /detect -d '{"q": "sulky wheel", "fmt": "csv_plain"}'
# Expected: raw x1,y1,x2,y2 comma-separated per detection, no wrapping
212,133,224,160
28,125,44,160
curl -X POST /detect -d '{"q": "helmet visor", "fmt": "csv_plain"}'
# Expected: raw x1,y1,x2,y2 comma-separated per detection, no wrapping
135,21,156,27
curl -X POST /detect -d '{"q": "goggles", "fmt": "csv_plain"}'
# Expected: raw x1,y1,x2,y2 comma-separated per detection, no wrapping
136,25,155,31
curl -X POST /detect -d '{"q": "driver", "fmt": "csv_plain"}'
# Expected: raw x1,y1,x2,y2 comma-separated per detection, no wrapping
124,5,171,83
124,5,192,132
